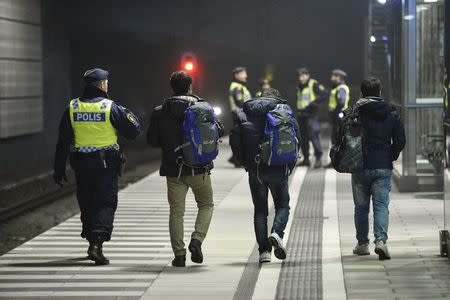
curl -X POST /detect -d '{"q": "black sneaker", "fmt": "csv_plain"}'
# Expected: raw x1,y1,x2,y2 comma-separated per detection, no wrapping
87,244,110,265
188,239,204,264
171,255,186,267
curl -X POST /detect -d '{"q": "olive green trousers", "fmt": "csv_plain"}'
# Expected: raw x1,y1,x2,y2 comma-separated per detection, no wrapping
166,175,214,256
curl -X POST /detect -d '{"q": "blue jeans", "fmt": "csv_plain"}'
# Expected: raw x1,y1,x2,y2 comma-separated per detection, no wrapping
248,173,290,253
351,169,392,245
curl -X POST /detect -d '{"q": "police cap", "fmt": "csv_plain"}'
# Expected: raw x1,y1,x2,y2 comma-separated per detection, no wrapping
331,69,347,78
84,68,109,84
232,66,246,74
297,68,309,75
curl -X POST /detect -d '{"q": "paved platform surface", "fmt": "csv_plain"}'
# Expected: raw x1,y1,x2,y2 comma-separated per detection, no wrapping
0,146,449,299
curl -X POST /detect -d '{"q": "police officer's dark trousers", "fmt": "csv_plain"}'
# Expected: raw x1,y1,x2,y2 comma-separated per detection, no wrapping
73,154,119,243
298,115,323,160
330,112,343,146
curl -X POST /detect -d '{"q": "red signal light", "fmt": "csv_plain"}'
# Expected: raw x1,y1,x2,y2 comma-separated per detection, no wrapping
181,52,197,73
184,61,194,71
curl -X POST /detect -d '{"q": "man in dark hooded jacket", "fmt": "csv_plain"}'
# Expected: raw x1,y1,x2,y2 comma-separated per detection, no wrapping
147,71,223,267
351,77,405,260
230,88,300,263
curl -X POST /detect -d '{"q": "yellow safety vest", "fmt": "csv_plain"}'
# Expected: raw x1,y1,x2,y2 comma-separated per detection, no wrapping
297,79,317,110
329,84,350,111
228,81,251,111
69,98,118,149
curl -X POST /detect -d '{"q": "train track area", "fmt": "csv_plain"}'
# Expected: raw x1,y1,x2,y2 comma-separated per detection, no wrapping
0,160,159,255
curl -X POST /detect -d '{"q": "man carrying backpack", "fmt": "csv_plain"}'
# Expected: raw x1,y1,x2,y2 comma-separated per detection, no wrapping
230,88,300,263
147,71,223,267
331,77,405,260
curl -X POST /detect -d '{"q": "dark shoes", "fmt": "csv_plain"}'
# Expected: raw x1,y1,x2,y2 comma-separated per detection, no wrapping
297,159,311,167
228,156,242,168
324,162,334,168
313,159,322,169
87,244,110,265
172,239,203,267
172,255,186,267
188,239,204,264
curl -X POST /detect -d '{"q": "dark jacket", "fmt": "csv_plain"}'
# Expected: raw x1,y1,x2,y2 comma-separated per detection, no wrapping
358,97,406,169
230,96,300,176
147,94,224,177
53,85,141,177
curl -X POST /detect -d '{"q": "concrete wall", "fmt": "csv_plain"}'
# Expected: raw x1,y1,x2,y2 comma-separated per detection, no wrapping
0,0,71,183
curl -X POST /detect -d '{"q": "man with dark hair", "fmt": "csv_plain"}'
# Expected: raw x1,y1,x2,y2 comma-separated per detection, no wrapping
148,71,223,267
228,66,252,167
230,88,300,263
53,68,141,265
351,77,405,260
170,71,193,94
296,67,328,168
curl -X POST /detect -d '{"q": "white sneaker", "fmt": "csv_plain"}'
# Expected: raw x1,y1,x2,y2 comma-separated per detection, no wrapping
375,240,391,260
259,251,271,263
269,232,287,260
353,243,370,256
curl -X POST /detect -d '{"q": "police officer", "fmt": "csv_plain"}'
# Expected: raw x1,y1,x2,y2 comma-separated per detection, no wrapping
296,68,327,168
255,78,271,97
53,68,140,265
328,69,350,149
228,66,251,166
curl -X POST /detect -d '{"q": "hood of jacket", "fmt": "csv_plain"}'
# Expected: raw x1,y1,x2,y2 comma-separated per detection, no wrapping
162,94,202,119
243,96,287,117
356,97,399,122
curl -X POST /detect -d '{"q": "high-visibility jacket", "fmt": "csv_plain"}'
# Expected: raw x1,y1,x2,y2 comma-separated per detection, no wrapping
228,81,251,111
297,79,317,110
69,98,118,150
329,83,350,111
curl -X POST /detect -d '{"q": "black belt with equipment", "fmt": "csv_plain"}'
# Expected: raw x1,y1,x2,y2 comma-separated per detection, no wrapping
70,149,127,176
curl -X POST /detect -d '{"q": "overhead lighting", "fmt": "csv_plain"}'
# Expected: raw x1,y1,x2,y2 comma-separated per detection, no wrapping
377,0,387,4
417,4,430,11
404,15,415,20
424,0,437,2
370,35,376,43
213,106,222,116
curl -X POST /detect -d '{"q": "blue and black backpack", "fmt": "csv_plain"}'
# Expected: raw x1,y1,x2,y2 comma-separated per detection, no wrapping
259,104,299,166
175,101,220,172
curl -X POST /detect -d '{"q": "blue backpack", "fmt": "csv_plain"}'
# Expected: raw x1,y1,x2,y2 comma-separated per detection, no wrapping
175,102,219,168
259,104,299,166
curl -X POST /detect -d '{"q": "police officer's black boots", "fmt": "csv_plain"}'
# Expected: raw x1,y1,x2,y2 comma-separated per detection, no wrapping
87,241,110,265
171,255,186,267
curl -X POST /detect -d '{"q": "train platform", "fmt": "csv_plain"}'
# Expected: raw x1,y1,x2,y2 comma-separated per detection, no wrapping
0,146,449,300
